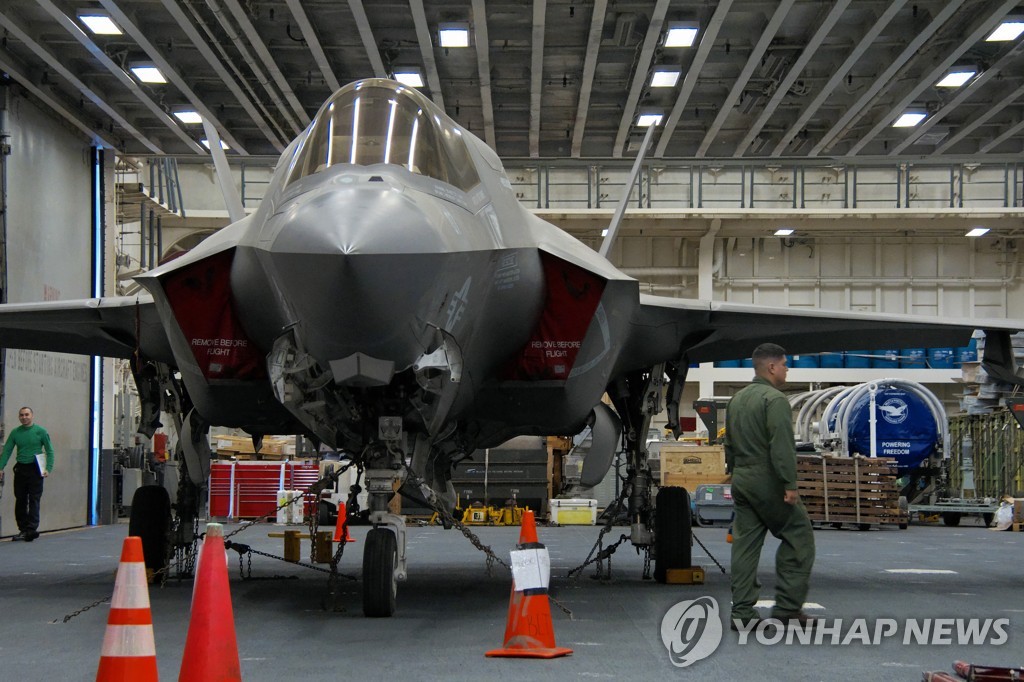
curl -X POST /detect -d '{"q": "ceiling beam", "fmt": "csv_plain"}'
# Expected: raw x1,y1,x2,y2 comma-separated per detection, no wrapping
570,0,606,158
695,0,795,158
933,84,1024,155
220,0,309,129
891,39,1024,155
35,0,205,154
733,0,850,158
847,0,1020,156
0,50,120,150
408,0,445,111
612,0,669,158
978,118,1024,153
0,8,161,153
773,1,906,156
809,0,965,156
285,0,340,92
529,0,546,158
158,0,285,152
471,0,495,150
347,0,387,78
655,0,733,158
98,0,247,154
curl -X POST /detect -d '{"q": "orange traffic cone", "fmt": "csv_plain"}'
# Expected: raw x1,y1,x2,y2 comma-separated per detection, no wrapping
486,510,573,659
178,523,242,682
332,502,356,543
96,536,158,681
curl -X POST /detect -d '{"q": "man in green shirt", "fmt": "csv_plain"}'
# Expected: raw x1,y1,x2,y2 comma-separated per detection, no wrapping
1,406,55,541
724,344,815,630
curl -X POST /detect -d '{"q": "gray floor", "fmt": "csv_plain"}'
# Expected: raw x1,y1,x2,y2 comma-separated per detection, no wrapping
1,517,1020,681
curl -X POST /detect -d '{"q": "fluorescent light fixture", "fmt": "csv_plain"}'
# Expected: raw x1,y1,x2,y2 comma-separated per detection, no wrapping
966,227,990,237
650,69,681,88
130,65,166,84
893,111,927,127
173,110,203,124
201,138,230,150
601,228,609,237
936,69,976,88
985,19,1024,42
637,113,663,127
665,22,699,48
78,12,122,35
774,228,795,236
439,23,470,48
393,70,425,88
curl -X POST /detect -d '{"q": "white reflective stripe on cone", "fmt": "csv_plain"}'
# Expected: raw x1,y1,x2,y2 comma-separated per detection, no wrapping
110,563,151,609
100,625,157,657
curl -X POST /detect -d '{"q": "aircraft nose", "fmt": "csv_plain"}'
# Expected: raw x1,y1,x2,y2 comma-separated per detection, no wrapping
270,181,446,256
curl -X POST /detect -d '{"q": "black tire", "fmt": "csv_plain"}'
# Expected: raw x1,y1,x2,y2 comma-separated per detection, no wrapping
857,523,871,532
654,487,692,583
982,513,994,527
362,528,398,617
942,512,962,527
830,522,844,530
318,500,336,527
128,485,171,575
898,496,909,530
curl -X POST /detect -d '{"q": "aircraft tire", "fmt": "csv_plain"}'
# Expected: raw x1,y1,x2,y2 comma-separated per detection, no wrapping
362,528,398,617
942,512,962,527
898,496,909,530
654,486,692,583
128,485,172,576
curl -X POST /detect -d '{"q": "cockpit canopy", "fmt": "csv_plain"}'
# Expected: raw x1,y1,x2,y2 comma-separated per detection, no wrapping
286,80,481,192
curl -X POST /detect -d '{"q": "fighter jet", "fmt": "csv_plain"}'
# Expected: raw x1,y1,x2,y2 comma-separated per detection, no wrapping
0,78,1020,616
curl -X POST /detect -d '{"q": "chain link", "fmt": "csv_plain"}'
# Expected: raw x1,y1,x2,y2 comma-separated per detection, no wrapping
692,530,727,574
51,595,111,624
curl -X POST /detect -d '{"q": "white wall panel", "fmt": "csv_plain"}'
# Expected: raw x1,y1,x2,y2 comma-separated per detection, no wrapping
2,95,92,532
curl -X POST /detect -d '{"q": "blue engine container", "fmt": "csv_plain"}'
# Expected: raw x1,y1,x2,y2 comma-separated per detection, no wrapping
846,388,938,471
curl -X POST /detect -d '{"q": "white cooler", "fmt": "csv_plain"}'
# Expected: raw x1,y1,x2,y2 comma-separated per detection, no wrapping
549,498,598,525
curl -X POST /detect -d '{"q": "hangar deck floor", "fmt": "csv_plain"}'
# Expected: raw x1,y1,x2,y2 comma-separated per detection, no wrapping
1,518,1019,681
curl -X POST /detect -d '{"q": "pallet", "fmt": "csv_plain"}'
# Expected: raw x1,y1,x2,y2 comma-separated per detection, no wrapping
665,567,705,584
1013,522,1023,532
797,454,904,527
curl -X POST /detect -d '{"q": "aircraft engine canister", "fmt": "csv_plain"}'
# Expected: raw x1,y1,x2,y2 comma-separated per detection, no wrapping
846,388,938,470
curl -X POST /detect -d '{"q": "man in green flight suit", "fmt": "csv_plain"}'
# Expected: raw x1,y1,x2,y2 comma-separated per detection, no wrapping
724,343,815,630
1,406,55,542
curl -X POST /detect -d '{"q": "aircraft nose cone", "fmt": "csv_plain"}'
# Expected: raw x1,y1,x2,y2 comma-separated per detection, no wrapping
270,181,445,255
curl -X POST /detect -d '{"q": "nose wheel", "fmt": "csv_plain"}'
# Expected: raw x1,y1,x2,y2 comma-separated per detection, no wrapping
363,528,399,617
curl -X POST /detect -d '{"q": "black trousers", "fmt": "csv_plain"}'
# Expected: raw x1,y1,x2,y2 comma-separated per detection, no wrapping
13,462,44,533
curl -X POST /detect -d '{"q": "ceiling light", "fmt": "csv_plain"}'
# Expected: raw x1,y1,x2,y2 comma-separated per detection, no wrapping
637,113,663,127
438,23,470,48
201,138,230,151
665,22,699,48
650,70,681,88
936,69,976,88
774,228,795,236
893,111,927,127
966,227,990,237
130,65,167,84
393,70,425,88
173,110,203,124
985,19,1024,42
78,12,122,35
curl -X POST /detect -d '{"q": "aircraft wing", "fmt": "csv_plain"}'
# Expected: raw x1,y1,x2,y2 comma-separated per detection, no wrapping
623,294,1023,377
0,296,174,364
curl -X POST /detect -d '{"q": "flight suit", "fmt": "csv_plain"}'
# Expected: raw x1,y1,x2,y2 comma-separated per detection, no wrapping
724,377,814,621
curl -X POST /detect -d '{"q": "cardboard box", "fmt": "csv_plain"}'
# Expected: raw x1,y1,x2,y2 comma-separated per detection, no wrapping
1014,499,1024,524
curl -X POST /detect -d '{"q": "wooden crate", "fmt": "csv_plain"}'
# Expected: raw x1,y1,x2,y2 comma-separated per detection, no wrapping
660,445,726,482
662,474,731,490
797,454,902,526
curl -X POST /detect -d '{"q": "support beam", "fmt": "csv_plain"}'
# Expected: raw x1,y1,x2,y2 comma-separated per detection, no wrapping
570,0,606,158
733,0,850,158
979,119,1024,154
285,0,340,92
471,0,495,150
409,0,445,111
846,0,1019,156
528,0,546,158
933,84,1024,155
347,0,387,78
695,0,795,158
99,0,247,154
612,0,669,158
654,0,733,158
773,1,906,156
